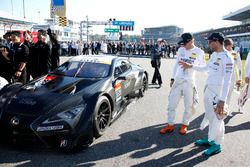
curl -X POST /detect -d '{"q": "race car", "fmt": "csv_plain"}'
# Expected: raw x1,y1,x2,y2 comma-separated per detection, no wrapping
0,55,148,151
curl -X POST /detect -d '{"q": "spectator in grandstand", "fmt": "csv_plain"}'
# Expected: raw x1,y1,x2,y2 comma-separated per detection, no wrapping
31,29,52,79
224,38,242,114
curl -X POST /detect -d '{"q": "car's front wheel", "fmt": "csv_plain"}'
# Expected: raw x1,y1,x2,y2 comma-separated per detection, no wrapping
93,96,112,137
139,74,148,97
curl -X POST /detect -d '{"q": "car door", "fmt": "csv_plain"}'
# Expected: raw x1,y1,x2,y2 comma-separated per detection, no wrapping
113,60,126,104
119,60,136,95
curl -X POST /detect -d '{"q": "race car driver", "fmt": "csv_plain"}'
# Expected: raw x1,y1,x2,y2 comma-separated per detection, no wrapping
160,33,206,135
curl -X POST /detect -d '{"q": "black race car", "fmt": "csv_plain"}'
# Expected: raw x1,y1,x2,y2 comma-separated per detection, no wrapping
0,55,148,151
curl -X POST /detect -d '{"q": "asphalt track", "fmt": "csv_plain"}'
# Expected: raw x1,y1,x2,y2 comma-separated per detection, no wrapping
0,56,249,167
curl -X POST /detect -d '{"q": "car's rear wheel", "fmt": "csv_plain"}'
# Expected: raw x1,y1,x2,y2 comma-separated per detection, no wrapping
93,96,112,137
139,74,148,97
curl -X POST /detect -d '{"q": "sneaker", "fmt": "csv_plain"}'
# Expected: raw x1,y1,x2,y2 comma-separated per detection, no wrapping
195,138,212,146
160,124,174,134
179,124,188,135
203,143,221,156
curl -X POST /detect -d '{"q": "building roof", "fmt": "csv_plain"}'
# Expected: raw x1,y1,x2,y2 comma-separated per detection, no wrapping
223,5,250,21
0,11,36,25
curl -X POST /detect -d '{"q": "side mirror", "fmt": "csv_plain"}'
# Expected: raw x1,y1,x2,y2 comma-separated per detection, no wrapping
117,76,126,80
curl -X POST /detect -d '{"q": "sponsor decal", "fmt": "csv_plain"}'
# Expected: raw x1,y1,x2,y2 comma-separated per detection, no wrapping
191,53,197,59
79,58,112,65
115,82,122,102
180,58,193,64
37,125,64,132
213,58,221,66
226,70,233,73
232,53,237,60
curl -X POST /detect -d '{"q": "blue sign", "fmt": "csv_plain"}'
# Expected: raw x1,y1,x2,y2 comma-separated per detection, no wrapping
53,0,64,6
112,21,134,26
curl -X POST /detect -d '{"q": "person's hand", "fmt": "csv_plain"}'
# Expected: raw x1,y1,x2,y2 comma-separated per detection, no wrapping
245,77,249,84
170,79,174,87
47,28,52,35
214,101,225,115
15,71,22,77
236,80,241,91
178,60,192,70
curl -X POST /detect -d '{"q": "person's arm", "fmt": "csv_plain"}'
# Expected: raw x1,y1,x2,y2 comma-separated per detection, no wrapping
235,52,242,87
245,52,250,84
219,56,233,102
15,45,29,77
171,59,178,79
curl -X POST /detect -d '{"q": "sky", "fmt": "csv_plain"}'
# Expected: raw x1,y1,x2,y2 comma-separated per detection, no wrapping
0,0,250,35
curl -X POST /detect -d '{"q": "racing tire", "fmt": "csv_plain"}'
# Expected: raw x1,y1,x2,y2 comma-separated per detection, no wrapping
139,74,148,97
93,96,112,138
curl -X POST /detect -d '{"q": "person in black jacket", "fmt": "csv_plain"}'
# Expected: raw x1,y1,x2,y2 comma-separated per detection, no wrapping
2,31,29,84
47,28,60,71
0,44,14,82
23,30,34,82
151,41,162,87
31,29,52,79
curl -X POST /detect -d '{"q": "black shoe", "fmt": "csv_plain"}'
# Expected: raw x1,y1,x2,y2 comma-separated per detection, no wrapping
151,82,157,85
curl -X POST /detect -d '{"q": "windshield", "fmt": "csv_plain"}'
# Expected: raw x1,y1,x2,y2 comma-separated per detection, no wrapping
53,61,111,78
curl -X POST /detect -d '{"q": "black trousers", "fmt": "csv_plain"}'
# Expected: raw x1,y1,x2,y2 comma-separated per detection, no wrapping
152,60,162,85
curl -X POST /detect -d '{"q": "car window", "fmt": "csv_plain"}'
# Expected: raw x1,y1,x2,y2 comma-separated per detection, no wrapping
53,61,111,78
114,60,131,77
114,67,122,77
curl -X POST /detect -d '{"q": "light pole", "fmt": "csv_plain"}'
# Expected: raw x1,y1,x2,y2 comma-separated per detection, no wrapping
86,15,89,44
11,0,13,15
23,0,26,19
38,11,40,23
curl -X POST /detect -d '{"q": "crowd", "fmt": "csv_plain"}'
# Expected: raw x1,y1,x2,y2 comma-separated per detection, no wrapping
58,40,178,58
0,29,60,84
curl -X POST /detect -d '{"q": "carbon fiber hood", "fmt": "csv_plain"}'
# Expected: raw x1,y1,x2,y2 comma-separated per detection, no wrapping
3,76,104,116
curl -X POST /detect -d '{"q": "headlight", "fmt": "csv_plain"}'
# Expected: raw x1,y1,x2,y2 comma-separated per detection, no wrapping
42,104,86,126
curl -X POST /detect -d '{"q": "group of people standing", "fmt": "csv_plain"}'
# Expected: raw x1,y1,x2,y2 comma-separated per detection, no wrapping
158,32,250,156
0,29,60,84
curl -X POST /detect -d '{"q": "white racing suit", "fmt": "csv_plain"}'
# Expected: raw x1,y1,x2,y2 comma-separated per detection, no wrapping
193,50,233,145
168,79,198,125
226,50,242,106
200,85,225,144
167,46,205,125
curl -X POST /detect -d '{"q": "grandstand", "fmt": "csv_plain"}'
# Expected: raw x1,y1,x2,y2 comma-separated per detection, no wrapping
193,5,250,58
